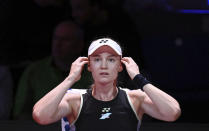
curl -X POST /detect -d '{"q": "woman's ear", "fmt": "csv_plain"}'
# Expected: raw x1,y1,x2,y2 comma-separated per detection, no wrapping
118,63,123,72
87,61,91,72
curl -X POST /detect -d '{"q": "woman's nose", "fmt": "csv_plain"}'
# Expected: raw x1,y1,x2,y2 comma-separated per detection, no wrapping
101,59,107,69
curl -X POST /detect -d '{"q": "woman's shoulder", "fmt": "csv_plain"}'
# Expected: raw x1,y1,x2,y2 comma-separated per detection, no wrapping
121,88,145,100
65,89,87,100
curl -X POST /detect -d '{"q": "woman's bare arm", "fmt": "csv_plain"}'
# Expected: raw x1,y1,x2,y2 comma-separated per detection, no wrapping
121,57,181,122
32,57,88,125
141,84,181,121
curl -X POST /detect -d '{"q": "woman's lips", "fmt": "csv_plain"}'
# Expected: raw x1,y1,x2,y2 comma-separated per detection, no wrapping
100,72,109,75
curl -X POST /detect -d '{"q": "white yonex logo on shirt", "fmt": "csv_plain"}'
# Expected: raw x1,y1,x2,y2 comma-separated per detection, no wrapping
100,107,112,120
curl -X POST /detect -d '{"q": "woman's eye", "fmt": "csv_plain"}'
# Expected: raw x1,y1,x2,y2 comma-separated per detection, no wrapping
94,58,100,62
108,58,115,62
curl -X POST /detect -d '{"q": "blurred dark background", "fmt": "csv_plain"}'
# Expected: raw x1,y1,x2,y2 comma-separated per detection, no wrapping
0,0,209,130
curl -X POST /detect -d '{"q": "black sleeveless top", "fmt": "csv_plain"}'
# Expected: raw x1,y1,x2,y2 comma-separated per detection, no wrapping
74,88,140,131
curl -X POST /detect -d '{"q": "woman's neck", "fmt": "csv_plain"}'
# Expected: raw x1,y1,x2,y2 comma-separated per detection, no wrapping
92,83,118,101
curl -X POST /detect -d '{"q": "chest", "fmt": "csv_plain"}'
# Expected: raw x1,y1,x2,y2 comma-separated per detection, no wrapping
74,93,139,131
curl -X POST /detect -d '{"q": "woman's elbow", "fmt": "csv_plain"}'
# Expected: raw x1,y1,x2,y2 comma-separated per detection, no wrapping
166,106,181,122
32,107,51,125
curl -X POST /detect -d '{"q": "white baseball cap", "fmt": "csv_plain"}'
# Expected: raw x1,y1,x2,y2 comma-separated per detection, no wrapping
88,38,122,56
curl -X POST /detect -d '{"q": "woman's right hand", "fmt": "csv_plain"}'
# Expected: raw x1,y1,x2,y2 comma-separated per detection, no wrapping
68,57,89,82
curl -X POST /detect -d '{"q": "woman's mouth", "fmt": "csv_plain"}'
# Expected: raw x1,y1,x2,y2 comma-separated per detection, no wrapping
100,72,109,75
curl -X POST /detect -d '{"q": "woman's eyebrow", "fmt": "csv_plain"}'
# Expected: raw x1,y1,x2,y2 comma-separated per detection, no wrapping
107,55,121,59
90,54,119,57
90,55,100,57
108,55,118,57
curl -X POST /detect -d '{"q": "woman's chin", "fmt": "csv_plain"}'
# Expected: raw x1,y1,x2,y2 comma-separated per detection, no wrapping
97,79,112,85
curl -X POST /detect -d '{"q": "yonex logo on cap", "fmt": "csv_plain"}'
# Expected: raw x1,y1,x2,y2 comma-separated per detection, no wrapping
99,39,108,43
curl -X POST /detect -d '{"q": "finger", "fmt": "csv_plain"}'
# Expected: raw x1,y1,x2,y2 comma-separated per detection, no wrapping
122,56,129,60
124,57,136,65
80,56,88,60
121,60,128,68
129,57,135,63
72,57,88,68
80,60,88,66
122,57,130,63
77,57,88,62
121,59,127,64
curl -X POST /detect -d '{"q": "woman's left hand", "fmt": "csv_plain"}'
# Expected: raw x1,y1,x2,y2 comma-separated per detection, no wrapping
121,57,140,80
